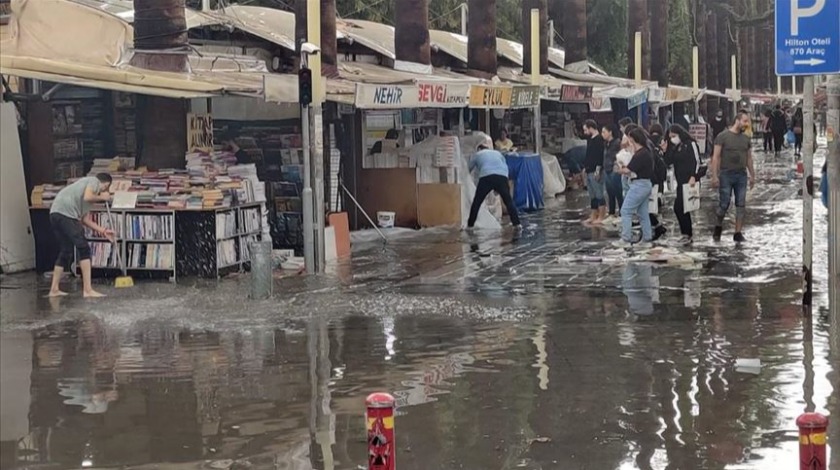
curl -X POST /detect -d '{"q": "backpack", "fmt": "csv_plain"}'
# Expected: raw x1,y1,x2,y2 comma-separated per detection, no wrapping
651,145,668,185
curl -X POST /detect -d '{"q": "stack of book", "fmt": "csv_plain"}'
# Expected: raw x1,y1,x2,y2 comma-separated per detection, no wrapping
88,157,135,176
89,242,118,268
127,243,174,269
30,184,63,206
125,214,174,240
215,211,237,238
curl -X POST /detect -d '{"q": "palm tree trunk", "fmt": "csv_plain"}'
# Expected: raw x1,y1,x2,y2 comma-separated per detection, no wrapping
522,0,548,75
562,0,587,66
627,0,649,80
696,0,707,117
321,0,338,77
394,0,431,66
468,0,498,76
649,0,668,86
706,9,719,111
131,0,188,72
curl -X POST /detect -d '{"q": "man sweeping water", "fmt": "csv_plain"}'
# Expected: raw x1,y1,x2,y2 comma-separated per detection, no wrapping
48,173,114,298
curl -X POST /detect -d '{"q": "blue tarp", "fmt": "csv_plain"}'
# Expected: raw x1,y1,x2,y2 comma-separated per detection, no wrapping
505,153,544,211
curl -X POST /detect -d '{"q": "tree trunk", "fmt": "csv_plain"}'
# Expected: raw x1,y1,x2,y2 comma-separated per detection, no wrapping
706,9,719,112
394,0,431,66
627,0,649,80
321,0,338,77
131,0,188,72
696,0,707,117
649,0,668,86
522,0,548,75
562,0,587,65
468,0,498,76
717,12,731,94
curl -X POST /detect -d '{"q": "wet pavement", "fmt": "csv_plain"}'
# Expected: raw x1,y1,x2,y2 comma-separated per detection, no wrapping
0,145,838,469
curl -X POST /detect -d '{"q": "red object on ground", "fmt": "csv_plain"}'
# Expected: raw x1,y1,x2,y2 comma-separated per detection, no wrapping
366,392,396,470
796,412,829,470
797,161,805,174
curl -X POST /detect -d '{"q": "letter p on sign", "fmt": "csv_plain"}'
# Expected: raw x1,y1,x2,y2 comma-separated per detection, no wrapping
792,0,826,35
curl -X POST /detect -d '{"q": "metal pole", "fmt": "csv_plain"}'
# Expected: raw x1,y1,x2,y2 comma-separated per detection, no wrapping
312,104,326,271
827,76,840,316
460,3,467,37
530,8,541,154
731,54,738,117
302,104,315,274
778,76,783,96
793,76,798,96
635,31,642,124
548,20,554,48
803,76,815,308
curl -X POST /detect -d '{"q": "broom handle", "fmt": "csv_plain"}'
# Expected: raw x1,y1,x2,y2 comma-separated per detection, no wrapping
104,202,126,275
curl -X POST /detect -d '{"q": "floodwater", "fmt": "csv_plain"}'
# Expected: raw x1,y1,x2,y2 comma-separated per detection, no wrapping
1,146,838,469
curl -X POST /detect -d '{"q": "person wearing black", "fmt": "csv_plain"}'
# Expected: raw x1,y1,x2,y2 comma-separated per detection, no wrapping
222,131,253,165
792,108,804,156
601,123,623,221
371,128,400,155
769,105,788,157
648,124,668,241
710,109,727,140
583,119,607,224
614,128,655,248
664,125,702,245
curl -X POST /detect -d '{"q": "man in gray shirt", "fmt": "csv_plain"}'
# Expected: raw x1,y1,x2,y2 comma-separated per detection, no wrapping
48,173,113,297
710,111,755,243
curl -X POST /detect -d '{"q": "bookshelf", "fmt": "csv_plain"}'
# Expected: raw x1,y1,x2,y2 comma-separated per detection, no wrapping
212,203,264,278
76,208,176,282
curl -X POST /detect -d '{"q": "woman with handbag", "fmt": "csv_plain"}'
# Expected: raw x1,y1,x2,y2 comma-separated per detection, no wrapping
664,125,703,246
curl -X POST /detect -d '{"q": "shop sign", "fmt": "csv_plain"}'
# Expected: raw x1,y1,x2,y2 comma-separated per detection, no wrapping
725,88,742,102
626,90,648,109
542,86,563,100
665,87,694,102
647,87,667,103
355,83,469,109
589,97,612,112
510,86,541,108
689,123,708,153
187,113,213,153
559,85,593,102
468,85,513,108
416,82,470,107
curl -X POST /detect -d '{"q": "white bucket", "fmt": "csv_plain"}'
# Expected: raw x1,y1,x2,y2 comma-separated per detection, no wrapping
377,211,395,228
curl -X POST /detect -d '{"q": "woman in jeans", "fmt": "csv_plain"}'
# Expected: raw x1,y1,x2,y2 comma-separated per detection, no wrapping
664,124,702,245
614,128,655,249
601,123,623,222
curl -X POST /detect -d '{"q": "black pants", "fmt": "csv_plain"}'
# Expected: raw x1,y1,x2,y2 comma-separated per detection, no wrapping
772,131,785,152
468,174,521,227
674,184,693,237
50,212,89,269
795,133,803,153
763,132,773,152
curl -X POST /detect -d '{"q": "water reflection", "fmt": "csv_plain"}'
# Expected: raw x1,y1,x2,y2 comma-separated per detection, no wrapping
0,288,836,469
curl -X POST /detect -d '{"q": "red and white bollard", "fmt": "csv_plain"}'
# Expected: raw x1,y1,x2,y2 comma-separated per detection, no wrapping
796,412,829,470
366,392,396,470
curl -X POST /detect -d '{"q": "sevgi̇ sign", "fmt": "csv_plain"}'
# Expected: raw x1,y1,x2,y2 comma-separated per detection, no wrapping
775,0,840,75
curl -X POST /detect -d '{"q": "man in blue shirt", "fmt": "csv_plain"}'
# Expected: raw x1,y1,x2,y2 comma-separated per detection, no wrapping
467,138,521,229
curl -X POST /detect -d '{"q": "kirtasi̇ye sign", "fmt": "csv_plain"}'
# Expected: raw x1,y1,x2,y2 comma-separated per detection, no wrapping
510,86,541,108
355,82,470,109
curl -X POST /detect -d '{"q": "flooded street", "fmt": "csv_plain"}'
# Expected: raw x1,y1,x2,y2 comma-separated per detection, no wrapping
1,148,838,469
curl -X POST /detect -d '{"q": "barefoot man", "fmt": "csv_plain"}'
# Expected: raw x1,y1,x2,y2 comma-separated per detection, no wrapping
48,173,114,298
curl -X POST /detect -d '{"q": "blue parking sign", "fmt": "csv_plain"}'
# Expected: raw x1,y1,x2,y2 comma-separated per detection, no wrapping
776,0,840,75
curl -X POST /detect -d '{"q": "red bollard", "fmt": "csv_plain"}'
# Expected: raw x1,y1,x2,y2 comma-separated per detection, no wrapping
796,412,829,470
366,392,396,470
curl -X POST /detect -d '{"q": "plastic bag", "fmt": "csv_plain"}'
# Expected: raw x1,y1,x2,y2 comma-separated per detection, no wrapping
786,130,796,146
541,153,566,196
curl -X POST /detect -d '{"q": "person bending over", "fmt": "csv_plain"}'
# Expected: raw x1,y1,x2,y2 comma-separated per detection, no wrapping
48,173,114,298
467,138,521,229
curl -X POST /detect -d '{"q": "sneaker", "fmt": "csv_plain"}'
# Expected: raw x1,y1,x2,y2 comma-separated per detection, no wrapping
635,241,653,249
679,236,693,246
652,225,668,241
612,239,633,249
733,232,746,243
713,226,723,242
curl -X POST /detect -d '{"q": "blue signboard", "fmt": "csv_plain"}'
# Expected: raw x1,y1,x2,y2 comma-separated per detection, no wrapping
775,0,840,75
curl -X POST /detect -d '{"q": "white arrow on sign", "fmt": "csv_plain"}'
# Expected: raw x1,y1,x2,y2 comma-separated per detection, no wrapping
794,58,827,66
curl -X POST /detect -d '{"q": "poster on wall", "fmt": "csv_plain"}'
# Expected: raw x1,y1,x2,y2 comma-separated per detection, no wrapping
689,123,708,154
187,113,214,153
